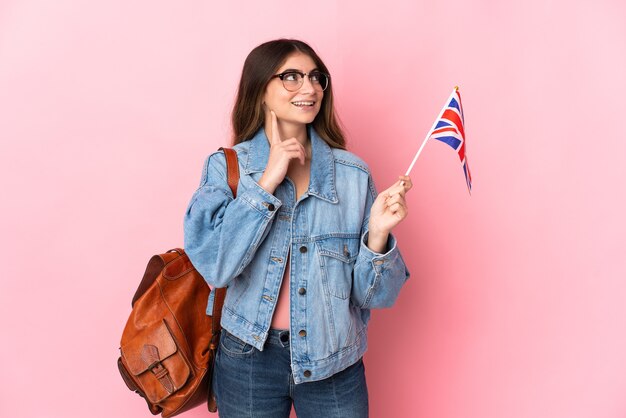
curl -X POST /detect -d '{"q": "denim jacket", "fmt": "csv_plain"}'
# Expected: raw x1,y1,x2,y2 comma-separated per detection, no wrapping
183,125,410,384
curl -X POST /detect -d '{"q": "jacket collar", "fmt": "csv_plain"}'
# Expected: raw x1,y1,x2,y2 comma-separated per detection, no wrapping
244,125,338,203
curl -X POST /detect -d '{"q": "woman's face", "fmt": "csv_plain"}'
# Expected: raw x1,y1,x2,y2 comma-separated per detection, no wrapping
263,52,324,130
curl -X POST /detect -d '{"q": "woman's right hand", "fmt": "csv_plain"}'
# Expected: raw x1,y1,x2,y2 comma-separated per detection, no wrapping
258,110,307,194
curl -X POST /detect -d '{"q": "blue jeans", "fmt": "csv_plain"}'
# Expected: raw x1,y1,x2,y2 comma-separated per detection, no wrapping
212,328,369,417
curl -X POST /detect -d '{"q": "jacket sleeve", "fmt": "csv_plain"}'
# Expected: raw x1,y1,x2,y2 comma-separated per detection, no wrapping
183,150,282,288
351,173,411,309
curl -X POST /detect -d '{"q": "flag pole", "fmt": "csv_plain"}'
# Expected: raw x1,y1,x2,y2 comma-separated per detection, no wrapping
404,86,459,177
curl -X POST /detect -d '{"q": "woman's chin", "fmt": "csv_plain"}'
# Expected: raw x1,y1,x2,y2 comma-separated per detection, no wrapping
283,114,318,126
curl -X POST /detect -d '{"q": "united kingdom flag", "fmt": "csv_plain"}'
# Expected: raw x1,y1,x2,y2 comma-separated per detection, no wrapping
429,88,472,194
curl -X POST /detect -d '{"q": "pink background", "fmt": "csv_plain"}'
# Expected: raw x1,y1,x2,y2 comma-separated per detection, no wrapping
1,1,625,417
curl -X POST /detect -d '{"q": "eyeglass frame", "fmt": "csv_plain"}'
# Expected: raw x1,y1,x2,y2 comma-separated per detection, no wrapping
270,70,331,92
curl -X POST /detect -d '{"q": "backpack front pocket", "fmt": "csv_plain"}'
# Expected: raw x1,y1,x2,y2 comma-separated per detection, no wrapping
120,320,192,404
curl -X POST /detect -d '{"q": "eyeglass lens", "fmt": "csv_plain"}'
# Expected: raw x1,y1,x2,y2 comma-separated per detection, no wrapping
282,72,328,91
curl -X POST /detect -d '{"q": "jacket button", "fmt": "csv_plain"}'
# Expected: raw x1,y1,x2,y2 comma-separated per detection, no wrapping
298,287,306,295
298,330,306,337
266,203,275,211
303,370,311,378
299,246,307,253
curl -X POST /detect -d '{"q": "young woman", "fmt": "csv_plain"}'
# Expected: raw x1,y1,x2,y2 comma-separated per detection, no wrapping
184,38,412,417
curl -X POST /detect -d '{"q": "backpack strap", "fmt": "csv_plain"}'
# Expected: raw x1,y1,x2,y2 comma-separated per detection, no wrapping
221,147,240,199
209,148,239,341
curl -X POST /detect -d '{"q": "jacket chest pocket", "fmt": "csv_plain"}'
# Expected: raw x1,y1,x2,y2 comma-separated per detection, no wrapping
315,236,360,299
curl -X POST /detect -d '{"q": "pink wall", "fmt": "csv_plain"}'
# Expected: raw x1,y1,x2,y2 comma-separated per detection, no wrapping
1,1,625,417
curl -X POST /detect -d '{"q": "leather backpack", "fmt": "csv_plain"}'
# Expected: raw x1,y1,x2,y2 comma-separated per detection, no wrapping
117,148,239,416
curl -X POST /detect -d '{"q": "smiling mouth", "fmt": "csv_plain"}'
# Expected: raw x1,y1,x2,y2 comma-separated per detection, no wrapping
291,101,316,107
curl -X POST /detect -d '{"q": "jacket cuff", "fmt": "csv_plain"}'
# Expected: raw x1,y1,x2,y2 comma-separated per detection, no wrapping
360,230,400,274
239,178,282,218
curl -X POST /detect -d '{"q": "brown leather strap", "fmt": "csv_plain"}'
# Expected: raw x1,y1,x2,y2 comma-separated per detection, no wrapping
210,148,239,337
220,147,240,199
141,345,175,394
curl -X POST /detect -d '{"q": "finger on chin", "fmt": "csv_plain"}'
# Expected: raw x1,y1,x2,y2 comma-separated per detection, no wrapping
270,111,280,143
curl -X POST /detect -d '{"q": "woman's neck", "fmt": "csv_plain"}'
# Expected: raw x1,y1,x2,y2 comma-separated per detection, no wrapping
264,119,309,148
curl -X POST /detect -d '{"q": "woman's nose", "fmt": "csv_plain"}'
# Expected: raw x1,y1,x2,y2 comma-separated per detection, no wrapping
299,75,315,93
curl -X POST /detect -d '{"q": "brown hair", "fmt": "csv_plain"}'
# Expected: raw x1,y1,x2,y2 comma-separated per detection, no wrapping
231,39,346,149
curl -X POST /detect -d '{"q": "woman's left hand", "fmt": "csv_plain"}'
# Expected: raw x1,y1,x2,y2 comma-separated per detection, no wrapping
368,175,412,238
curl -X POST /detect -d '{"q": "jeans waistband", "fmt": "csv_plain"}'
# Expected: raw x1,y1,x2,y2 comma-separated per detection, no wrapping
266,328,290,348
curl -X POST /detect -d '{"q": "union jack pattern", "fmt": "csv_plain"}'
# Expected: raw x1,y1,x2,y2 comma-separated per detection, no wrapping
429,89,472,193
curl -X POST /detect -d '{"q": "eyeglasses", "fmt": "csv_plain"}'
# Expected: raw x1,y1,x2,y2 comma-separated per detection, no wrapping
271,70,330,92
